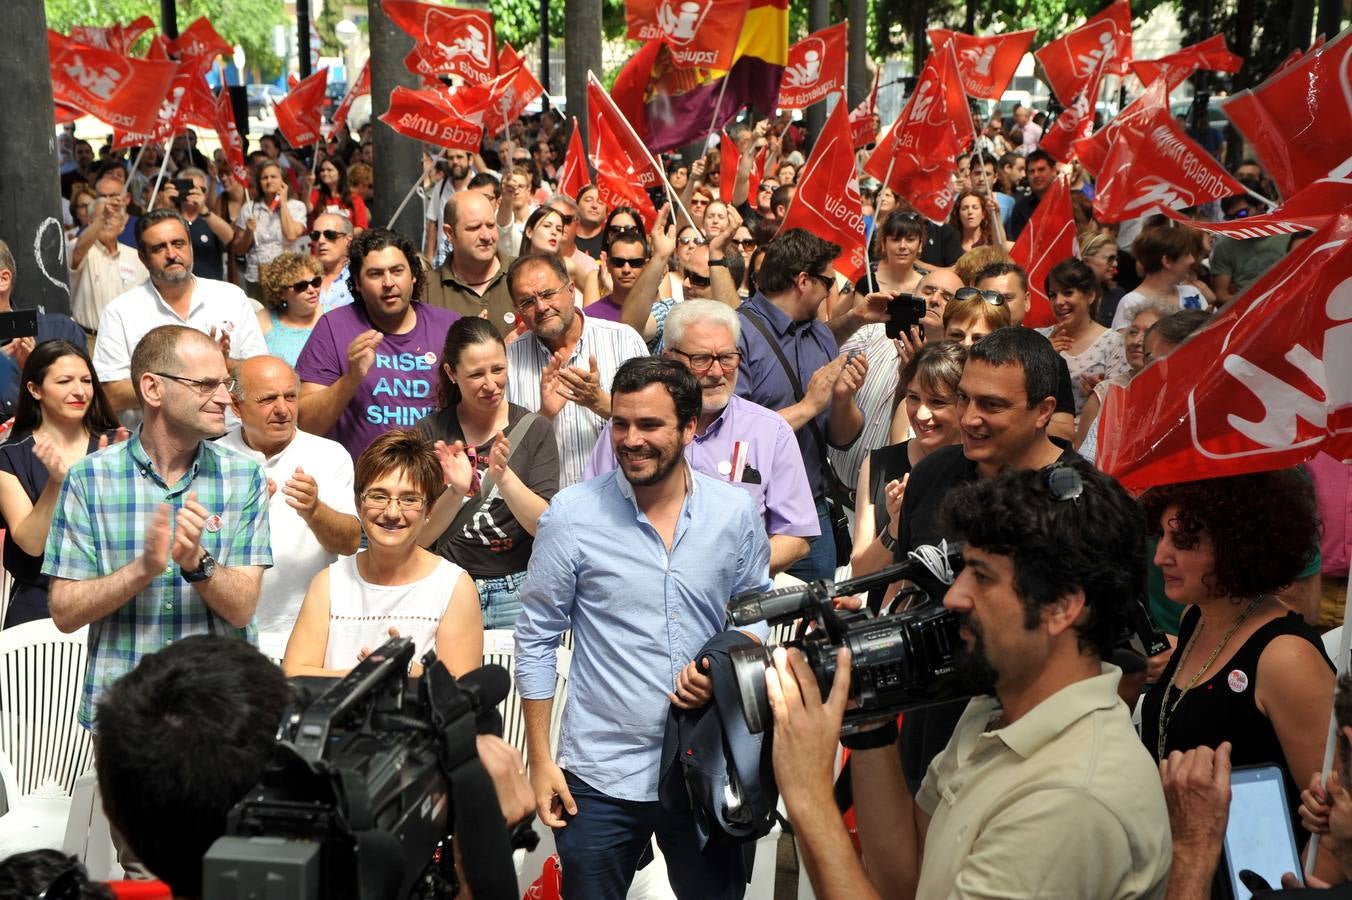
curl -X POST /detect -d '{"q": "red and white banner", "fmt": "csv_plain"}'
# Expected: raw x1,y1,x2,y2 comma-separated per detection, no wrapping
213,86,250,185
68,16,154,55
1129,33,1242,91
1010,177,1076,329
48,31,179,134
171,17,232,66
556,117,591,200
1039,52,1107,162
928,27,1035,101
1221,28,1352,200
274,67,329,147
331,60,370,134
586,72,665,195
778,23,847,110
1097,211,1352,492
849,68,880,149
1035,0,1133,105
624,0,749,70
1092,112,1244,222
379,85,484,152
498,42,525,73
778,96,867,281
448,63,544,137
385,0,497,85
590,110,659,230
1073,77,1168,176
1160,172,1352,239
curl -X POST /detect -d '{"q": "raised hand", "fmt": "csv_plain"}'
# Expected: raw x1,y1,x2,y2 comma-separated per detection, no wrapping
486,430,513,485
171,491,209,571
31,432,70,483
346,329,383,380
140,503,172,580
883,474,908,540
559,355,605,416
539,350,568,419
283,466,320,519
433,440,474,497
833,352,869,403
803,354,848,416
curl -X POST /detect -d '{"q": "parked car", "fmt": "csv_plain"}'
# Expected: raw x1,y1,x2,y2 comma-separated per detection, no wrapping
246,84,286,120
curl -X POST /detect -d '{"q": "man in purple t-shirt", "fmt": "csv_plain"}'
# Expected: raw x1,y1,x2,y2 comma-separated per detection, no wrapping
296,228,459,460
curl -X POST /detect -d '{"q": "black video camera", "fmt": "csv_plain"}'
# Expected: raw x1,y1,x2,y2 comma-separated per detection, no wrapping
728,542,972,735
202,638,533,900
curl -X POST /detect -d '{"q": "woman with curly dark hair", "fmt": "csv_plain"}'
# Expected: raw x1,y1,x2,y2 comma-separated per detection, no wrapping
1139,469,1334,867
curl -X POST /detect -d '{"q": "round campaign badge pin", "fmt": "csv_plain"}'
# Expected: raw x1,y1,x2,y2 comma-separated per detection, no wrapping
204,514,223,534
717,460,732,476
504,311,516,325
423,351,437,366
1227,669,1249,693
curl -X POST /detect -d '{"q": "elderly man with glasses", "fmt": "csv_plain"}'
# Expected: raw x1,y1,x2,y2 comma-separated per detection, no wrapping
504,252,648,488
45,325,273,732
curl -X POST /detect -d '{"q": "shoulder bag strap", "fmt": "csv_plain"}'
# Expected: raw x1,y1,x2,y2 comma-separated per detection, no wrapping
446,412,539,536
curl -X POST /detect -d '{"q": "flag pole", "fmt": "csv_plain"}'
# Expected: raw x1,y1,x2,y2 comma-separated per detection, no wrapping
1306,576,1352,876
146,137,175,210
703,70,734,154
1245,186,1279,210
386,166,432,230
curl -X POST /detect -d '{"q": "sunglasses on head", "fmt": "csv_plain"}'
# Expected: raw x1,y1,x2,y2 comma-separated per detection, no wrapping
892,211,923,223
1044,463,1084,502
309,229,346,242
685,271,712,287
954,287,1006,306
290,276,323,292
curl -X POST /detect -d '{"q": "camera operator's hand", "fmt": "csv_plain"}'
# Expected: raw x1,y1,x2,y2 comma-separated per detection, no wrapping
766,646,851,817
476,735,536,827
668,657,713,709
530,759,577,829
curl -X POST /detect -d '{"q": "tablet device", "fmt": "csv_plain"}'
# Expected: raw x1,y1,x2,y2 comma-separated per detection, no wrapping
1222,764,1302,897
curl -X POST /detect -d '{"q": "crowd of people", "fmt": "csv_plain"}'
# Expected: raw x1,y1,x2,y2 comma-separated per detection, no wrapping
0,87,1346,900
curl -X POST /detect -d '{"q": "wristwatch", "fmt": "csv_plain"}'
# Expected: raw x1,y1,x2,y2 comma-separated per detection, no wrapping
878,530,898,553
182,551,216,583
708,258,728,268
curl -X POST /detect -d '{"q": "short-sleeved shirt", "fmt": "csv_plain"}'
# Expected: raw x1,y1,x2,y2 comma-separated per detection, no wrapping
234,198,309,283
735,292,855,502
294,301,460,461
69,240,148,332
414,403,559,577
505,313,649,488
1110,285,1206,330
1211,233,1293,295
914,666,1171,899
42,432,273,728
423,261,517,338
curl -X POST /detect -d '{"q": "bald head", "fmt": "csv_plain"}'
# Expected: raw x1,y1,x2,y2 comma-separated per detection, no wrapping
231,355,300,453
446,190,498,265
917,268,964,341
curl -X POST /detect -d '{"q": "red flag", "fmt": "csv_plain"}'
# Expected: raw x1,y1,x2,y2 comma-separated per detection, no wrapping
213,87,250,185
778,97,867,281
1010,177,1076,329
1160,170,1352,238
1072,77,1168,176
448,64,544,137
718,131,740,203
1129,34,1242,91
1035,0,1132,105
586,72,666,196
499,42,525,73
331,61,370,134
928,28,1035,101
55,102,83,125
379,85,484,152
849,68,880,149
1220,29,1352,200
748,145,768,204
69,16,154,55
778,23,847,110
145,34,173,60
171,17,231,67
385,1,497,85
275,68,329,147
1039,53,1107,162
590,111,659,230
556,117,591,200
48,31,179,135
625,0,750,70
110,62,216,149
1097,211,1352,492
1092,113,1245,223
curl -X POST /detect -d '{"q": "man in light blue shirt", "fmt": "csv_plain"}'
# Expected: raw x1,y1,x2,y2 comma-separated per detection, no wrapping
516,356,772,899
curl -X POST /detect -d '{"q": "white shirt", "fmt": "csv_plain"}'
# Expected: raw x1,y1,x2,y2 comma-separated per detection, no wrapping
93,275,271,383
69,239,148,331
217,427,358,660
234,199,309,283
1110,285,1206,330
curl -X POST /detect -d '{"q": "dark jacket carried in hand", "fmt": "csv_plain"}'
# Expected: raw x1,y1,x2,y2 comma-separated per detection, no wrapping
658,630,778,849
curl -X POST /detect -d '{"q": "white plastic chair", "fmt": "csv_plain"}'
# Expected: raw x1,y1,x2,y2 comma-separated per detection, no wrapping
61,771,120,881
482,629,571,759
0,619,92,855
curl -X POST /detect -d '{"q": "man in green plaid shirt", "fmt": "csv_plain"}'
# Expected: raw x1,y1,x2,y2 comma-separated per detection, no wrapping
44,325,272,729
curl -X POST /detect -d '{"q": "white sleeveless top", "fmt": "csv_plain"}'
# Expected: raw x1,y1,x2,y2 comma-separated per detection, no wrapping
323,554,465,670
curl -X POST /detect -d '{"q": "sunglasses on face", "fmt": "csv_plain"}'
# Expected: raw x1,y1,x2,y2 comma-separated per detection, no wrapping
551,211,576,225
607,224,643,237
291,276,323,292
685,271,712,288
608,256,647,269
678,236,705,247
954,287,1006,306
690,198,709,207
310,229,347,242
731,238,757,250
806,271,836,291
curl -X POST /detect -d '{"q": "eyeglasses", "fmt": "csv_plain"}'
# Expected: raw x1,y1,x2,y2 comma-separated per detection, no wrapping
668,348,742,372
361,490,427,511
731,238,757,250
1044,463,1084,502
954,287,1006,306
608,256,647,269
511,155,531,164
154,373,236,395
514,285,567,310
685,271,712,288
310,229,348,242
290,276,323,292
678,236,705,247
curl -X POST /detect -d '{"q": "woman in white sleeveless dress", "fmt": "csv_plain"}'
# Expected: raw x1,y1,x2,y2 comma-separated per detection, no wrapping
283,430,483,677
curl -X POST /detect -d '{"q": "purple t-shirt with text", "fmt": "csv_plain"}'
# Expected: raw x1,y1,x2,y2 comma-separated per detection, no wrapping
295,301,460,460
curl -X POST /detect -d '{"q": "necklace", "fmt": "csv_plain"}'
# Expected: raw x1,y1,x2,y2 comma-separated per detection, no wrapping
1155,596,1263,759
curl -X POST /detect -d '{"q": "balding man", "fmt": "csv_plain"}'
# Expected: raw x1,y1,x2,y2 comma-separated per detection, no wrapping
44,325,272,729
219,356,359,659
425,189,517,336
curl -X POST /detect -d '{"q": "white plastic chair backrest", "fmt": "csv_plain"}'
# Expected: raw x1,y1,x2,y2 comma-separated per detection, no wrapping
0,619,92,795
481,629,571,758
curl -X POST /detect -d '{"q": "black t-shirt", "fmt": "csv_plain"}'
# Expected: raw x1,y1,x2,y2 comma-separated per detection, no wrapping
414,403,559,577
1053,354,1075,417
187,214,226,281
574,231,604,262
868,440,914,536
920,221,963,268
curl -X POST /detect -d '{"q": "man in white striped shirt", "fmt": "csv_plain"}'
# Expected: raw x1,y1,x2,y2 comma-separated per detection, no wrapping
505,253,649,487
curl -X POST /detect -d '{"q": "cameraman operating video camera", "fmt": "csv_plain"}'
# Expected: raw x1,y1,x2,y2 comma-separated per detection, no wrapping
767,461,1173,899
94,635,534,900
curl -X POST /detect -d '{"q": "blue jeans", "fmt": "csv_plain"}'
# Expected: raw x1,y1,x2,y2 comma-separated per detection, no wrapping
474,571,527,629
786,501,836,583
552,771,747,900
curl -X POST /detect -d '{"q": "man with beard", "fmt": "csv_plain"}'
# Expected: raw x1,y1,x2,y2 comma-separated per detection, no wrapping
766,459,1170,899
504,253,647,487
516,356,772,899
94,209,269,416
1006,149,1055,240
584,300,817,574
296,228,459,460
424,148,476,263
425,190,516,335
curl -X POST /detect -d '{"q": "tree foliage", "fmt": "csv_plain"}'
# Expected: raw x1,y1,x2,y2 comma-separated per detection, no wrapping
45,0,288,78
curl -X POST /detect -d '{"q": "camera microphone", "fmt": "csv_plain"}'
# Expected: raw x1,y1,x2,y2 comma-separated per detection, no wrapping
456,663,511,711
